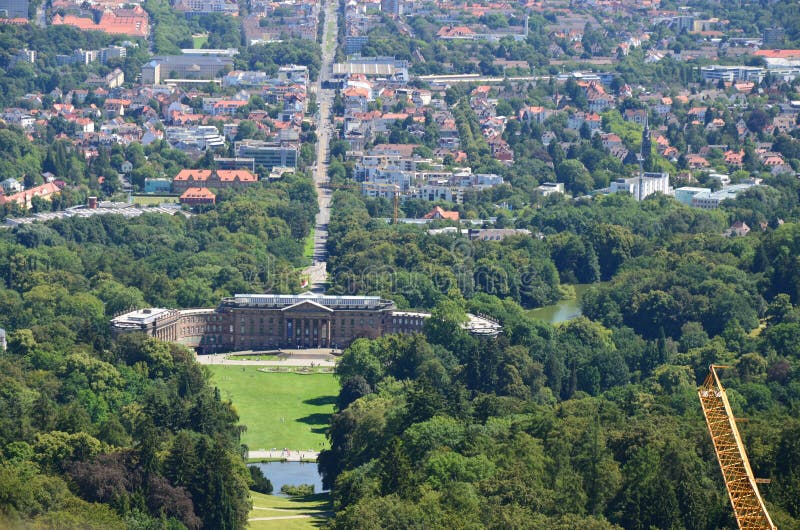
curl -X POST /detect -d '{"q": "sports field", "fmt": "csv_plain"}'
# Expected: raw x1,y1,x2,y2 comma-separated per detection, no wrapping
132,195,178,206
247,491,330,529
207,367,338,451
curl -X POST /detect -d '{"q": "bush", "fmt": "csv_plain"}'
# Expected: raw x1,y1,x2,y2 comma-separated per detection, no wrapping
280,484,314,496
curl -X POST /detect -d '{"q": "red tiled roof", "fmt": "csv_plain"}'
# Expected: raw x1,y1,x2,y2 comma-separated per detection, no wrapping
174,169,212,181
437,25,475,37
51,7,149,37
423,206,460,220
0,182,60,207
754,49,800,60
180,187,216,201
174,169,258,182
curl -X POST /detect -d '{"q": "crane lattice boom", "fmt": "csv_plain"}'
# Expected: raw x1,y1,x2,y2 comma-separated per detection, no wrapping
698,365,776,530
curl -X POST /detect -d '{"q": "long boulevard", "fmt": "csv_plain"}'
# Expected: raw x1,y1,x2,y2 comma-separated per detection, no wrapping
303,0,338,293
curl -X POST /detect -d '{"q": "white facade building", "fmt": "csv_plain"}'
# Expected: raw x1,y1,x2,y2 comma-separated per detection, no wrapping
609,172,671,201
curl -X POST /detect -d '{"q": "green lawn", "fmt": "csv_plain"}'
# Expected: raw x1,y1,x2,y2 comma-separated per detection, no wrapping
208,367,338,451
192,34,209,48
132,195,178,206
303,231,315,263
248,491,330,529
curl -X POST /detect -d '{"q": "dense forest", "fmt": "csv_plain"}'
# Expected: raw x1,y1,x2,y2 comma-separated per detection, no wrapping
319,181,800,528
0,321,251,528
0,171,317,528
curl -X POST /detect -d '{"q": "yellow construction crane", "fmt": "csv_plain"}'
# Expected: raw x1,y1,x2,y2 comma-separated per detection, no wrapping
323,181,400,224
698,365,777,530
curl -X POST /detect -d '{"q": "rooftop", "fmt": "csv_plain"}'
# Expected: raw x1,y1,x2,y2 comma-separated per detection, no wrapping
111,308,176,328
226,292,394,310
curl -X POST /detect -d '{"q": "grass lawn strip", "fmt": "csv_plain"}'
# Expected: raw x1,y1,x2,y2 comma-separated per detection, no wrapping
247,491,330,530
208,367,337,451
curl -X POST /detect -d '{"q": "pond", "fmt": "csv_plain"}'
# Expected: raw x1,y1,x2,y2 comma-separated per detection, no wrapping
528,284,596,324
254,461,327,496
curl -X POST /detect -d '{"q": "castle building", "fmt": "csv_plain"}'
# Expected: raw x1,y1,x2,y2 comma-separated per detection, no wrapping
111,293,501,353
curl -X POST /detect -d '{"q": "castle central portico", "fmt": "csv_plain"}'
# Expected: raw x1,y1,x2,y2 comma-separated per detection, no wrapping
281,300,333,348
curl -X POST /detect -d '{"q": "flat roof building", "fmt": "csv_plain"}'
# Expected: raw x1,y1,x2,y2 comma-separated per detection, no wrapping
0,0,27,19
142,55,234,84
235,139,298,170
609,172,671,201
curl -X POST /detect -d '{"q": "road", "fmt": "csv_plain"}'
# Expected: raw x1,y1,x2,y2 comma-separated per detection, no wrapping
302,0,338,293
416,74,553,84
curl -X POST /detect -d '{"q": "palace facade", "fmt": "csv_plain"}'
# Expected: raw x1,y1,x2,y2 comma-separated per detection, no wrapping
111,292,500,353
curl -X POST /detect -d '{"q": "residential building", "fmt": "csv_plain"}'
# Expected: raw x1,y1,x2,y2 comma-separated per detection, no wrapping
0,182,61,209
0,328,5,351
423,206,459,220
111,292,501,352
10,49,35,65
536,182,565,196
86,68,125,88
99,45,127,64
1,178,23,194
725,221,751,237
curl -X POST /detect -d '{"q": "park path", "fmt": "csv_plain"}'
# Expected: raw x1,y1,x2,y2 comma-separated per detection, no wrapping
248,449,320,461
195,350,337,367
249,515,313,521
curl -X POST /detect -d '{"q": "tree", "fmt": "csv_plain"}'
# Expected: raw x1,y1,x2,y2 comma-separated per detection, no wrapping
556,159,593,195
746,109,769,133
248,465,273,494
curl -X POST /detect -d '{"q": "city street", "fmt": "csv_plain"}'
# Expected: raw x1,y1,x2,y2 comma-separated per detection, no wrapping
302,0,338,293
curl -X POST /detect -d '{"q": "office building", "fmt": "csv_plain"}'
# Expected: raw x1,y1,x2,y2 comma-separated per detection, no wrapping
235,139,298,170
0,0,27,19
609,172,671,201
763,27,785,48
142,55,234,84
381,0,400,15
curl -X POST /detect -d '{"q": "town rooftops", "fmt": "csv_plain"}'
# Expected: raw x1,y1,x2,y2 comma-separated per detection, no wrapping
754,49,800,60
173,169,258,182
